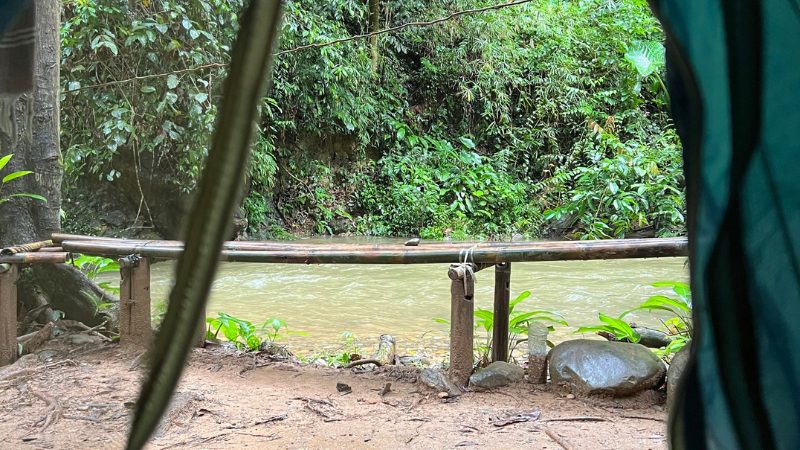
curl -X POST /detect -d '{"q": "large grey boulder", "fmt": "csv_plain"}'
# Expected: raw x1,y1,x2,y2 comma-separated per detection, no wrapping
667,343,691,410
549,339,666,396
469,361,524,389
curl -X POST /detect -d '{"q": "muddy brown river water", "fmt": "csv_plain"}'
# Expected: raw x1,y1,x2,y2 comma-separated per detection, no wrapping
117,238,688,358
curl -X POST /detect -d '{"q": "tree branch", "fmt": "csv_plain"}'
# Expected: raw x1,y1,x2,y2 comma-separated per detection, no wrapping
68,0,534,92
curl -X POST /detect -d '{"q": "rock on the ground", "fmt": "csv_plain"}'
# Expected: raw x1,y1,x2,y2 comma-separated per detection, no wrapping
667,343,691,410
549,339,666,396
632,327,673,348
469,361,524,389
420,368,462,396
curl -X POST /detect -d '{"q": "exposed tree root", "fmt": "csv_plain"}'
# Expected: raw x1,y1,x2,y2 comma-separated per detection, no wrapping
28,385,64,431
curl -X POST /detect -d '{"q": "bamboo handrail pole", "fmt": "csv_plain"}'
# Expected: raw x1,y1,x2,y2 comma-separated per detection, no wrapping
53,233,689,252
60,238,687,264
0,252,69,264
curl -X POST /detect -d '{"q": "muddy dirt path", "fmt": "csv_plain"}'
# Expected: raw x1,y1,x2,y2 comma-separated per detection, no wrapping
0,344,668,449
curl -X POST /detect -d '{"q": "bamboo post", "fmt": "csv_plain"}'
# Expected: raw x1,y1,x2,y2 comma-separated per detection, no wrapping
119,256,152,348
0,264,19,366
449,263,475,387
196,303,206,348
491,262,511,363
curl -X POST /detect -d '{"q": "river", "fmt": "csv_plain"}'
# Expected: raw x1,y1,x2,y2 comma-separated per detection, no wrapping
127,239,688,359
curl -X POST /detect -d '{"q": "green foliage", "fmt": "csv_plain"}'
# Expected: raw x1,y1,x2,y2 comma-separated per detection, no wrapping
61,0,242,192
656,334,689,360
624,280,693,337
0,154,47,205
576,312,641,342
541,128,684,238
578,280,693,358
355,127,528,237
303,331,363,367
436,290,567,363
60,0,684,239
205,312,304,351
71,254,120,296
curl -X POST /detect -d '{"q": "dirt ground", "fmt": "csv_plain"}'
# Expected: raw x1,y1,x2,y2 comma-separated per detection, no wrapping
0,343,669,449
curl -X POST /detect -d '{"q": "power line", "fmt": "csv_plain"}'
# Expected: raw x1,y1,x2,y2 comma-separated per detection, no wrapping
71,0,533,92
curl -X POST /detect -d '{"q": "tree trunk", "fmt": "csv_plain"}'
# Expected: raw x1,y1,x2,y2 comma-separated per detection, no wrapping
368,0,380,74
0,1,114,330
0,1,60,243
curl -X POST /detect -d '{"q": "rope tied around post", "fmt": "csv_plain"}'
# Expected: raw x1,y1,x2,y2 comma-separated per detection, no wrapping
455,244,480,301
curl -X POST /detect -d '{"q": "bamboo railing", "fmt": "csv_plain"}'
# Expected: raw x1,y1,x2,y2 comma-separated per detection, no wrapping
1,234,689,380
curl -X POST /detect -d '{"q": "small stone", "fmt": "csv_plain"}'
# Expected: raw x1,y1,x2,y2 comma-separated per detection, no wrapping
469,361,524,389
438,392,449,399
420,368,462,397
632,327,673,349
336,382,352,394
566,393,575,399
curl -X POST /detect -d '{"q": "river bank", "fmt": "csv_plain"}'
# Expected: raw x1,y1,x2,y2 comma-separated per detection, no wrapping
0,343,668,449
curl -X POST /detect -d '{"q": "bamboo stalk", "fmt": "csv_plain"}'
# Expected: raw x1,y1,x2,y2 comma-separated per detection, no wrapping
0,252,69,264
37,247,64,252
60,238,687,264
0,240,54,255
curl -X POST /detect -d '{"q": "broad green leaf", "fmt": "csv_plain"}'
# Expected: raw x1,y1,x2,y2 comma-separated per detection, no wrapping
638,295,691,314
510,290,531,309
624,40,665,78
599,313,640,342
140,85,156,93
166,74,179,89
458,136,476,149
0,154,12,171
2,170,32,183
9,193,47,202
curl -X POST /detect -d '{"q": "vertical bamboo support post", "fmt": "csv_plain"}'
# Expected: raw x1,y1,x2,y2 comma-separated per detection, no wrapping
119,256,152,347
491,262,511,363
449,263,475,387
196,303,206,348
0,264,18,366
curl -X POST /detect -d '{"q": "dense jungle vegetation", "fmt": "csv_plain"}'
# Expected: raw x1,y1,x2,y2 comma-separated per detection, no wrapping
59,0,684,240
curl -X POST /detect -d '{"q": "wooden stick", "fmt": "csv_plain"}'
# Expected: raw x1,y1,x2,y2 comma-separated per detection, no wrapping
544,428,574,450
344,358,383,369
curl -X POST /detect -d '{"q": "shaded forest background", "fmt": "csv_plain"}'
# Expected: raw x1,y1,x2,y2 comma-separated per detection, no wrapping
59,0,684,241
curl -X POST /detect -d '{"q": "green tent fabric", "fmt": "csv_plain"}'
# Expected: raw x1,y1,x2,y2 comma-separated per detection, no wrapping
649,0,800,448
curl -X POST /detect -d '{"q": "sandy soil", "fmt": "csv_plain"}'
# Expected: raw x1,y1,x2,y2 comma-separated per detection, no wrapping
0,343,669,449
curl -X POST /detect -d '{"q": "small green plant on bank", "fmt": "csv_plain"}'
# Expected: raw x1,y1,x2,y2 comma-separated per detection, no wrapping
72,254,120,295
207,313,262,351
578,280,692,358
576,312,641,342
435,290,567,365
206,312,304,351
624,280,692,357
70,254,120,315
0,154,47,206
300,331,363,367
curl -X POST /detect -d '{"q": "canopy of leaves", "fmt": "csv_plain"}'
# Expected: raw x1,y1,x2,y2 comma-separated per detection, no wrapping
60,0,684,240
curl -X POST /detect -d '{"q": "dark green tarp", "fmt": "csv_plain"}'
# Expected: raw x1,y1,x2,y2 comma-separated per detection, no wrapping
650,0,800,448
